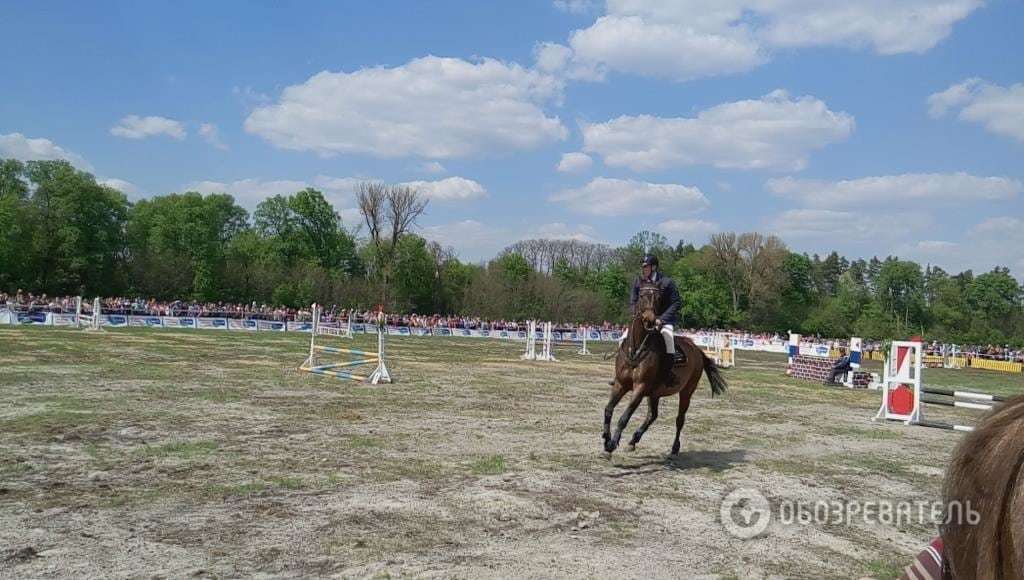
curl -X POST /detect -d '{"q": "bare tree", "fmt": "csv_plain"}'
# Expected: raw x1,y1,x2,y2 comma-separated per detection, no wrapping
356,182,429,305
501,238,616,274
708,232,746,315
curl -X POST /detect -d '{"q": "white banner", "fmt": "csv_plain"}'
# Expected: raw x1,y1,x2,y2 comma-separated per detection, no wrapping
0,308,808,351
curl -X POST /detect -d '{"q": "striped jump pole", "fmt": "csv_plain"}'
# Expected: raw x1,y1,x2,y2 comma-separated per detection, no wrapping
300,304,391,384
874,340,1001,433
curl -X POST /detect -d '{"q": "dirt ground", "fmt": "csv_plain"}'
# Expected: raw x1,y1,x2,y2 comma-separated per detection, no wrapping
2,327,1021,578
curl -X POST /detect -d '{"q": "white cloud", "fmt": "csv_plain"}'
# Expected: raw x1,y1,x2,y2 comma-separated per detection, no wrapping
420,219,510,261
338,207,364,229
582,90,853,172
199,123,228,150
0,132,92,170
532,222,599,241
97,177,139,196
657,219,720,240
310,175,368,197
766,208,929,243
896,218,1024,278
399,176,488,201
186,178,309,209
420,219,602,261
767,172,1021,207
556,1,982,81
553,0,599,14
416,161,446,175
928,79,1024,142
970,216,1022,236
567,13,765,81
244,56,567,159
557,152,593,173
550,177,709,216
110,115,187,140
232,85,271,110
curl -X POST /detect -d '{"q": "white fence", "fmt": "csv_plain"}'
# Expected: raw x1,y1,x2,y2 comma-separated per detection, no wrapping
0,307,801,354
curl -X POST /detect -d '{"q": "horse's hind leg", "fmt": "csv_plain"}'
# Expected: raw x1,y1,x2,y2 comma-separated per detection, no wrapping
671,381,699,455
628,396,659,451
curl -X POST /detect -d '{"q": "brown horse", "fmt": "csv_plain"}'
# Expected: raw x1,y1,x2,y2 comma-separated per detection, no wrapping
603,282,727,455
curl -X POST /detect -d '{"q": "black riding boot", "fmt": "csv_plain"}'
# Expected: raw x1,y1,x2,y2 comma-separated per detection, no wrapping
673,350,687,366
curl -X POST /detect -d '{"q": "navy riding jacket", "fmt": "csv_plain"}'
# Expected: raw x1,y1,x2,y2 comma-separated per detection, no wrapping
630,271,682,327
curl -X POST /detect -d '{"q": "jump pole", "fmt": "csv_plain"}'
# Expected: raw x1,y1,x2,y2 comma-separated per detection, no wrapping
300,304,390,384
873,340,1002,432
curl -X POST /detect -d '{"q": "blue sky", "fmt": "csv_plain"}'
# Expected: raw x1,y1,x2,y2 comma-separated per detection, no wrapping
2,0,1022,275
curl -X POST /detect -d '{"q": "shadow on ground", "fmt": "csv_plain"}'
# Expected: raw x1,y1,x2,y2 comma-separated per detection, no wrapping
607,449,747,477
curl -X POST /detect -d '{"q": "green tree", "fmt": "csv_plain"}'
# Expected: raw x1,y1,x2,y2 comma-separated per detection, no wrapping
391,235,436,312
127,192,247,299
23,160,129,295
875,259,925,333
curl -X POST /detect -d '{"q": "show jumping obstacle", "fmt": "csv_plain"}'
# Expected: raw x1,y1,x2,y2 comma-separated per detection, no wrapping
76,296,102,331
700,333,735,368
579,327,591,355
787,333,872,387
300,304,391,384
521,320,556,361
873,340,1003,432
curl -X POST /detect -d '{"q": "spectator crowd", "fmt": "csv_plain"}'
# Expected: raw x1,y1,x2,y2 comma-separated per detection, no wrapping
3,291,1022,363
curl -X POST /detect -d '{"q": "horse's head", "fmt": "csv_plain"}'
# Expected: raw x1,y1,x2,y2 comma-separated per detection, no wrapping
635,282,661,332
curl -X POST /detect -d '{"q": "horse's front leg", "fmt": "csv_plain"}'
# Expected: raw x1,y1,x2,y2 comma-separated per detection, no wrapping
603,383,627,447
606,387,645,453
627,396,659,451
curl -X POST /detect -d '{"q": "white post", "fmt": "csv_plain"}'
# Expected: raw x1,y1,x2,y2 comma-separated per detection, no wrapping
578,326,591,355
537,321,557,362
302,303,319,370
76,296,84,328
368,312,392,384
521,320,536,360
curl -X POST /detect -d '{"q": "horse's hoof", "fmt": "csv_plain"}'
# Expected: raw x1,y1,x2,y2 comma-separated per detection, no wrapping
602,451,612,460
627,443,636,452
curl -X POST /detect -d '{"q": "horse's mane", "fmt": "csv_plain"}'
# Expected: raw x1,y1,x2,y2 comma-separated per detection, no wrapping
942,394,1024,577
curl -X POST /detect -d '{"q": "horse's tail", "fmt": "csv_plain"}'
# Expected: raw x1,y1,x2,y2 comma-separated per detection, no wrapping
701,351,728,398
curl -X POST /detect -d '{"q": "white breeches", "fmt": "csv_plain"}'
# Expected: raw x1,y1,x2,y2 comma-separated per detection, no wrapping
619,325,675,353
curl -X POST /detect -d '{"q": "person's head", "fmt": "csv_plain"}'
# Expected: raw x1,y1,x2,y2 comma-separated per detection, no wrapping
942,394,1024,578
641,254,659,279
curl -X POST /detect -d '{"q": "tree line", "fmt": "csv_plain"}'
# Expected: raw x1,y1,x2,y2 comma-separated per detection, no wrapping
1,158,1022,345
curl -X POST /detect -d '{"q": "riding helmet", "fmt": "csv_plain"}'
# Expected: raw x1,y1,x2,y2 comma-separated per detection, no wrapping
641,254,659,268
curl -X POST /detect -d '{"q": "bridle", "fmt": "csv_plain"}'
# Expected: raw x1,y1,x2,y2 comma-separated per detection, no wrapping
623,283,661,369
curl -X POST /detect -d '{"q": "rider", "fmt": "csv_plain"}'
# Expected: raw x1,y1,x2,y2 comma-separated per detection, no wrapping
629,255,686,366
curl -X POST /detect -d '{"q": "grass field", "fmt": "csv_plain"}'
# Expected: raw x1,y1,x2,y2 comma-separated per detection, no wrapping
2,327,1022,578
